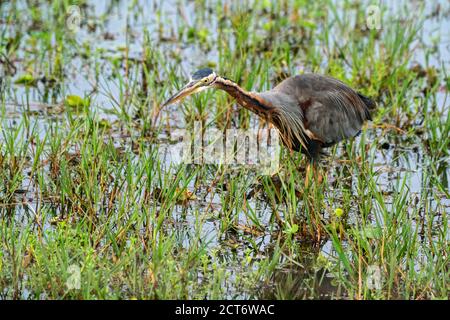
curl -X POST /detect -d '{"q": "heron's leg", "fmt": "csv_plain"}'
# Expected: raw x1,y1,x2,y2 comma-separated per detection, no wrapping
315,163,323,184
271,208,284,227
305,162,312,188
303,141,323,187
305,161,323,187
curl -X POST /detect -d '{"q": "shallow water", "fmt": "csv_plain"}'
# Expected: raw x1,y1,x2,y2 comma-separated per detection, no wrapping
0,0,449,299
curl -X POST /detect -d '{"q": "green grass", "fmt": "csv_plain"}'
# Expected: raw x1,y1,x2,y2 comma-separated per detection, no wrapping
0,0,448,299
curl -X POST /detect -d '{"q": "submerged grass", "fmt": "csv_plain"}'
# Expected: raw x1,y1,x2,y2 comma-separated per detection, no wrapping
0,0,449,299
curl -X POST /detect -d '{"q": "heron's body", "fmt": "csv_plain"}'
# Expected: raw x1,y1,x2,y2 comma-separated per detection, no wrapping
257,74,373,159
163,69,374,162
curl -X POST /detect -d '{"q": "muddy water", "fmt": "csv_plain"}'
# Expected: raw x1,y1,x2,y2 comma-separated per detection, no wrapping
1,0,449,299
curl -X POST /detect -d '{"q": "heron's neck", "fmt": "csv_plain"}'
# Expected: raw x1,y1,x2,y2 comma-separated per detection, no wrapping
213,77,275,118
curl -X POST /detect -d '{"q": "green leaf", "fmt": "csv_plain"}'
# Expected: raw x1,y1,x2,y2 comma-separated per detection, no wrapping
197,28,209,43
14,74,37,87
362,226,382,239
290,223,299,234
334,208,344,218
262,0,271,10
284,223,299,235
65,95,89,109
298,20,317,29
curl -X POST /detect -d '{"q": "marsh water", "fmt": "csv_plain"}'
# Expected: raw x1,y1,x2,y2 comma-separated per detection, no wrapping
0,0,449,299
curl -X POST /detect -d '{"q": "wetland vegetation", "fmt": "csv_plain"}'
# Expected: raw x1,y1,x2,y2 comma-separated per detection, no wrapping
0,0,449,299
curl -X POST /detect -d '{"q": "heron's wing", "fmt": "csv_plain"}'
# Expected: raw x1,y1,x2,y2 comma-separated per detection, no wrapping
274,74,373,146
302,89,372,145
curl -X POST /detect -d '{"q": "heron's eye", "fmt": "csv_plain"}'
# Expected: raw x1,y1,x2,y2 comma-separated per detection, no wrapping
204,79,208,83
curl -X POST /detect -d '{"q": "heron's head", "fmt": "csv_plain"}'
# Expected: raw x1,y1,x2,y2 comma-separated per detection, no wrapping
162,68,217,107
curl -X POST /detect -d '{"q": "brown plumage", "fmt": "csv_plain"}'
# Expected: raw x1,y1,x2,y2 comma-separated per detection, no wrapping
257,74,374,160
163,69,375,162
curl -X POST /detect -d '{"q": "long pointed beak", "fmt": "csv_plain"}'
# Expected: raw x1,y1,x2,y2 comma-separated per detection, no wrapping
162,80,202,107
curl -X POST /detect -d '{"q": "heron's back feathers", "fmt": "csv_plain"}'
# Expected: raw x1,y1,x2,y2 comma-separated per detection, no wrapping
356,92,375,120
259,73,374,159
